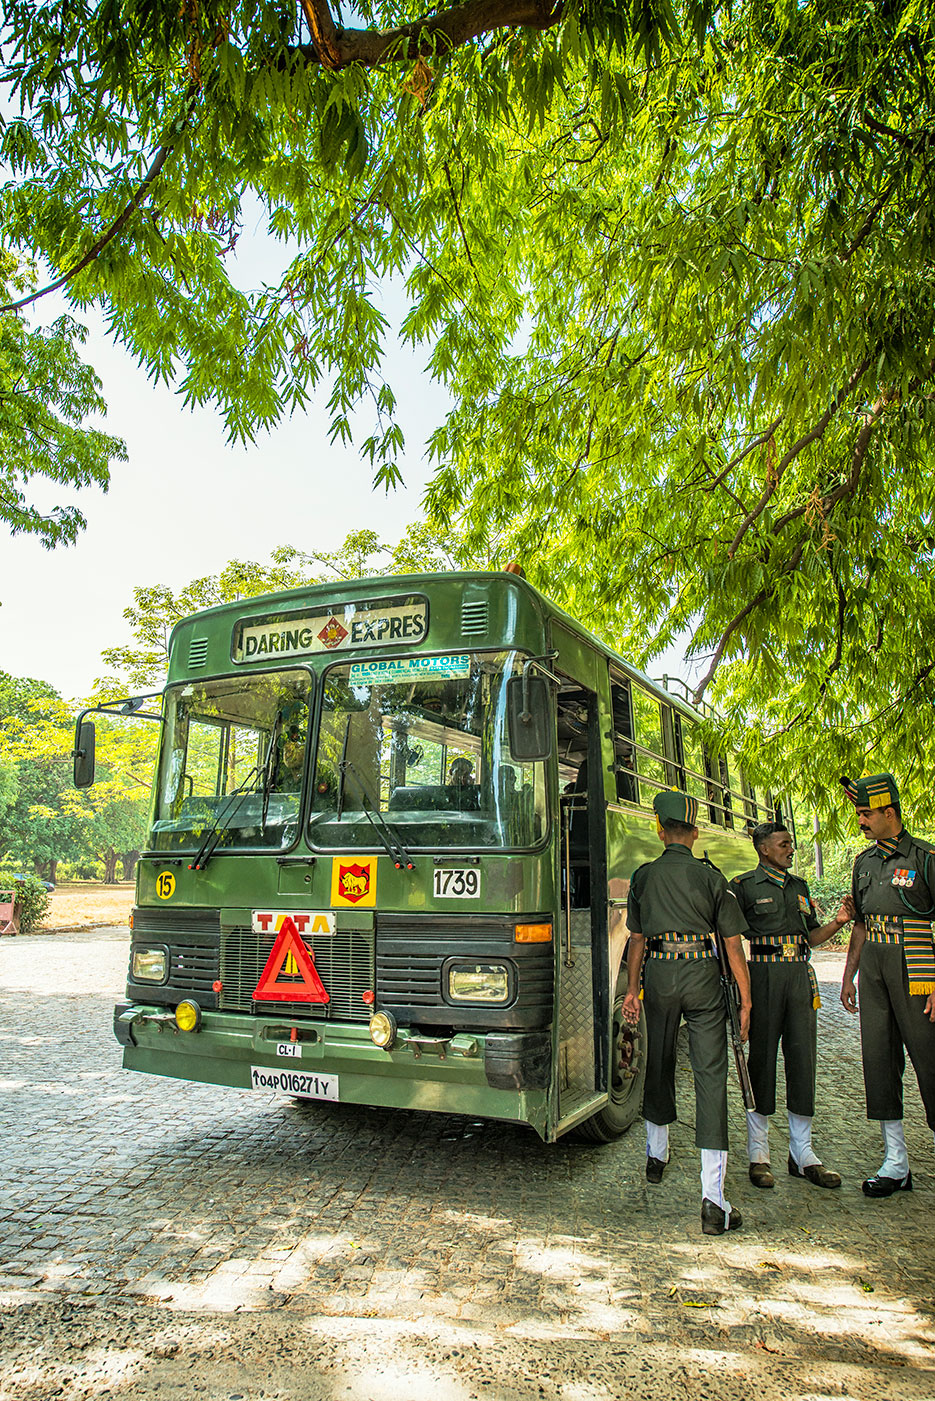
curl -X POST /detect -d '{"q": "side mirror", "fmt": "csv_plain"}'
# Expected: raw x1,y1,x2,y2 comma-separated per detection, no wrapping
507,675,552,761
73,720,96,788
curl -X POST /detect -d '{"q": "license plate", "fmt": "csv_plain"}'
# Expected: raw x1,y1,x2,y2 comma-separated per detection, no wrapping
433,867,481,898
250,1066,339,1100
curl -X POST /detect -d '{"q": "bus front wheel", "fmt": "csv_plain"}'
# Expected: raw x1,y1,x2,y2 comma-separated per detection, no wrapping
574,984,646,1143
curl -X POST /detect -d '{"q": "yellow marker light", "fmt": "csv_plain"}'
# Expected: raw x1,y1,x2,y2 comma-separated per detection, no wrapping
369,1010,397,1050
515,923,552,944
174,1000,202,1033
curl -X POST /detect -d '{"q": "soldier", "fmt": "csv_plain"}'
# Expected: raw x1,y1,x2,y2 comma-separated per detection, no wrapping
731,823,854,1190
622,789,752,1236
840,773,935,1196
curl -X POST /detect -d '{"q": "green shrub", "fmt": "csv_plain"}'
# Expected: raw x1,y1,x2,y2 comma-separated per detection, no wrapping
0,869,51,932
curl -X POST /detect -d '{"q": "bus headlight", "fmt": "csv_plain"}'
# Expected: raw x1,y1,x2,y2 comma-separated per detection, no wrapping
175,1000,202,1033
131,946,167,983
447,963,511,1004
369,1010,397,1049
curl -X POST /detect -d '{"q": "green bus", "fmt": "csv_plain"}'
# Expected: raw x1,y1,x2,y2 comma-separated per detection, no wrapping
74,571,788,1142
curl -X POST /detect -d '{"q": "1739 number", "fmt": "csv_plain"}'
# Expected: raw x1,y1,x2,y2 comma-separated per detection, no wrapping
433,868,481,898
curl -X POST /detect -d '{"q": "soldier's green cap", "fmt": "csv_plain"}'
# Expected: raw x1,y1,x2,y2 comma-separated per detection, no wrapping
841,773,899,810
653,789,699,826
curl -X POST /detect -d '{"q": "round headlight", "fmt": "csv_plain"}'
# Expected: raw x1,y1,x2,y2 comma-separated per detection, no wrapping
369,1010,397,1050
175,1000,202,1033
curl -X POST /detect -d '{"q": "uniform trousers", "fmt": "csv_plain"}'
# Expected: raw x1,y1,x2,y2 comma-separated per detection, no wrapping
748,962,817,1117
858,942,935,1130
642,957,728,1151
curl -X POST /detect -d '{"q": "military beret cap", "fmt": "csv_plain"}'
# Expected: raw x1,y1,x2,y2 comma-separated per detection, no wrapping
841,773,899,810
653,789,699,826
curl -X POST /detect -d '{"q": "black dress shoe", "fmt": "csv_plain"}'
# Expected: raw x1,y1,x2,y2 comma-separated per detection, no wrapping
862,1170,912,1197
749,1162,775,1189
646,1155,667,1184
788,1155,842,1189
701,1198,743,1235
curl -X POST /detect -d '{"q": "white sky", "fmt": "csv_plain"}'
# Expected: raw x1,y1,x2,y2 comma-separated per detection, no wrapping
1,224,443,701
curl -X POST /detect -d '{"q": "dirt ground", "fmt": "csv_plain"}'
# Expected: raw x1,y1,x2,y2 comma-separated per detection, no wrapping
36,882,134,933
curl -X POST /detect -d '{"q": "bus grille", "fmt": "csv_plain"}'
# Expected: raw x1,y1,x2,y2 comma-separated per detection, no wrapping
218,925,374,1022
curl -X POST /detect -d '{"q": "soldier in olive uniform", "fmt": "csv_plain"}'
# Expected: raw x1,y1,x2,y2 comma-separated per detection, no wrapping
732,823,854,1190
840,773,935,1196
623,790,752,1236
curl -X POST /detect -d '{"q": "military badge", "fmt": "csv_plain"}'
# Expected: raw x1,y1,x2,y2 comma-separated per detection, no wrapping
892,869,916,888
797,894,811,914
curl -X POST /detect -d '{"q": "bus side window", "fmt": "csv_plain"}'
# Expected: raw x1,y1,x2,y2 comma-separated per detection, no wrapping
719,755,735,830
740,773,759,832
680,719,709,811
609,678,637,803
662,706,683,789
632,687,667,807
703,747,723,826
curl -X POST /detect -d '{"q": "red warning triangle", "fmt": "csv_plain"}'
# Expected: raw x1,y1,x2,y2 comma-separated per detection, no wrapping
253,917,330,1003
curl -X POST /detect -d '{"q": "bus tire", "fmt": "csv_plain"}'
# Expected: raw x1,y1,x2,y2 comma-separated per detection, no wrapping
573,981,646,1143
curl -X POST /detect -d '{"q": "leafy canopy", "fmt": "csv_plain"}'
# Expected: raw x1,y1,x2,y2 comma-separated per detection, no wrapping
3,1,935,821
0,251,124,548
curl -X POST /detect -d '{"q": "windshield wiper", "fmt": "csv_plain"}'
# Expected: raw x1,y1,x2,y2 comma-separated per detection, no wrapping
260,714,283,833
338,755,415,871
335,716,351,821
189,765,261,871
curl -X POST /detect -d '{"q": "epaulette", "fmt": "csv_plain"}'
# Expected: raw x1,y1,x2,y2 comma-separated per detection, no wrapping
731,868,758,885
909,834,935,857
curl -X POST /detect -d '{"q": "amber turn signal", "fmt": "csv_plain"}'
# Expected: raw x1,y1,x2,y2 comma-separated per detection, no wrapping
514,923,552,943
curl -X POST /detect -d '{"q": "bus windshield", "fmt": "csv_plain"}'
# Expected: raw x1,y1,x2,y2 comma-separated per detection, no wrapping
309,650,547,849
151,669,311,853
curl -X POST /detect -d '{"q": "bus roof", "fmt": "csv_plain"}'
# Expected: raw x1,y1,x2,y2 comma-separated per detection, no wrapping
166,569,710,728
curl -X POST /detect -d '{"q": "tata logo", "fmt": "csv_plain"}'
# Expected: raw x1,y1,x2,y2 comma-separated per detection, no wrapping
251,911,336,936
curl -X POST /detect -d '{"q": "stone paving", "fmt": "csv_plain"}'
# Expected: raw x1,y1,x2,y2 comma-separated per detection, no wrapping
1,929,934,1399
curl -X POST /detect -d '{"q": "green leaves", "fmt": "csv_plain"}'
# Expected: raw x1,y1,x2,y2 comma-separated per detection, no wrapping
0,252,124,552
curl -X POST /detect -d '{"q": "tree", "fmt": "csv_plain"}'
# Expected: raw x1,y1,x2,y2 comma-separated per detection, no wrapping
0,671,156,880
4,3,935,820
0,251,125,550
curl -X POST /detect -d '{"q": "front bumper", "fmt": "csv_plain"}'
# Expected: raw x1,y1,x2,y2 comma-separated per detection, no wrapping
113,1002,550,1137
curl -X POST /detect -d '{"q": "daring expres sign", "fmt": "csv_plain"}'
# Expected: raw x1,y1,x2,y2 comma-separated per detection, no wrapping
232,596,428,662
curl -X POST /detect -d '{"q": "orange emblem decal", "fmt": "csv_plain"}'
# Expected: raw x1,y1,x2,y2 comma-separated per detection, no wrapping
317,617,349,649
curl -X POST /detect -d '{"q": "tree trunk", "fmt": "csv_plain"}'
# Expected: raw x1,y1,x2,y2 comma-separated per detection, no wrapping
103,847,119,884
47,859,58,885
120,850,140,882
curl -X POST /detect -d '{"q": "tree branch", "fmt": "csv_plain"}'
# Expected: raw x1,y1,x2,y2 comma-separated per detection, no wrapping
726,356,872,558
705,414,783,491
692,544,805,704
299,0,342,70
0,88,199,316
287,0,563,68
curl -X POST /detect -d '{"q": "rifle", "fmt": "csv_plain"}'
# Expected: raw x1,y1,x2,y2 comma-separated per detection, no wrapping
712,923,757,1112
703,852,757,1112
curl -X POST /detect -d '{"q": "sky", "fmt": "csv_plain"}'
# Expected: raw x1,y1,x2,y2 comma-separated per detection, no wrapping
1,227,444,701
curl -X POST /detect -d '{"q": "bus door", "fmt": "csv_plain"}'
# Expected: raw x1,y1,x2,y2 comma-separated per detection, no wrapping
550,627,611,1132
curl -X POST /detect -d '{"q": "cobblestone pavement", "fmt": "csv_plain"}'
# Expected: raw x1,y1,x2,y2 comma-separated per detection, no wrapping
1,930,934,1400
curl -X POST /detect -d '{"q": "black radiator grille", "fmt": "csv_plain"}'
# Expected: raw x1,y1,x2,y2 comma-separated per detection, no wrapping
166,943,219,994
133,906,221,939
375,913,553,1029
218,925,374,1022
